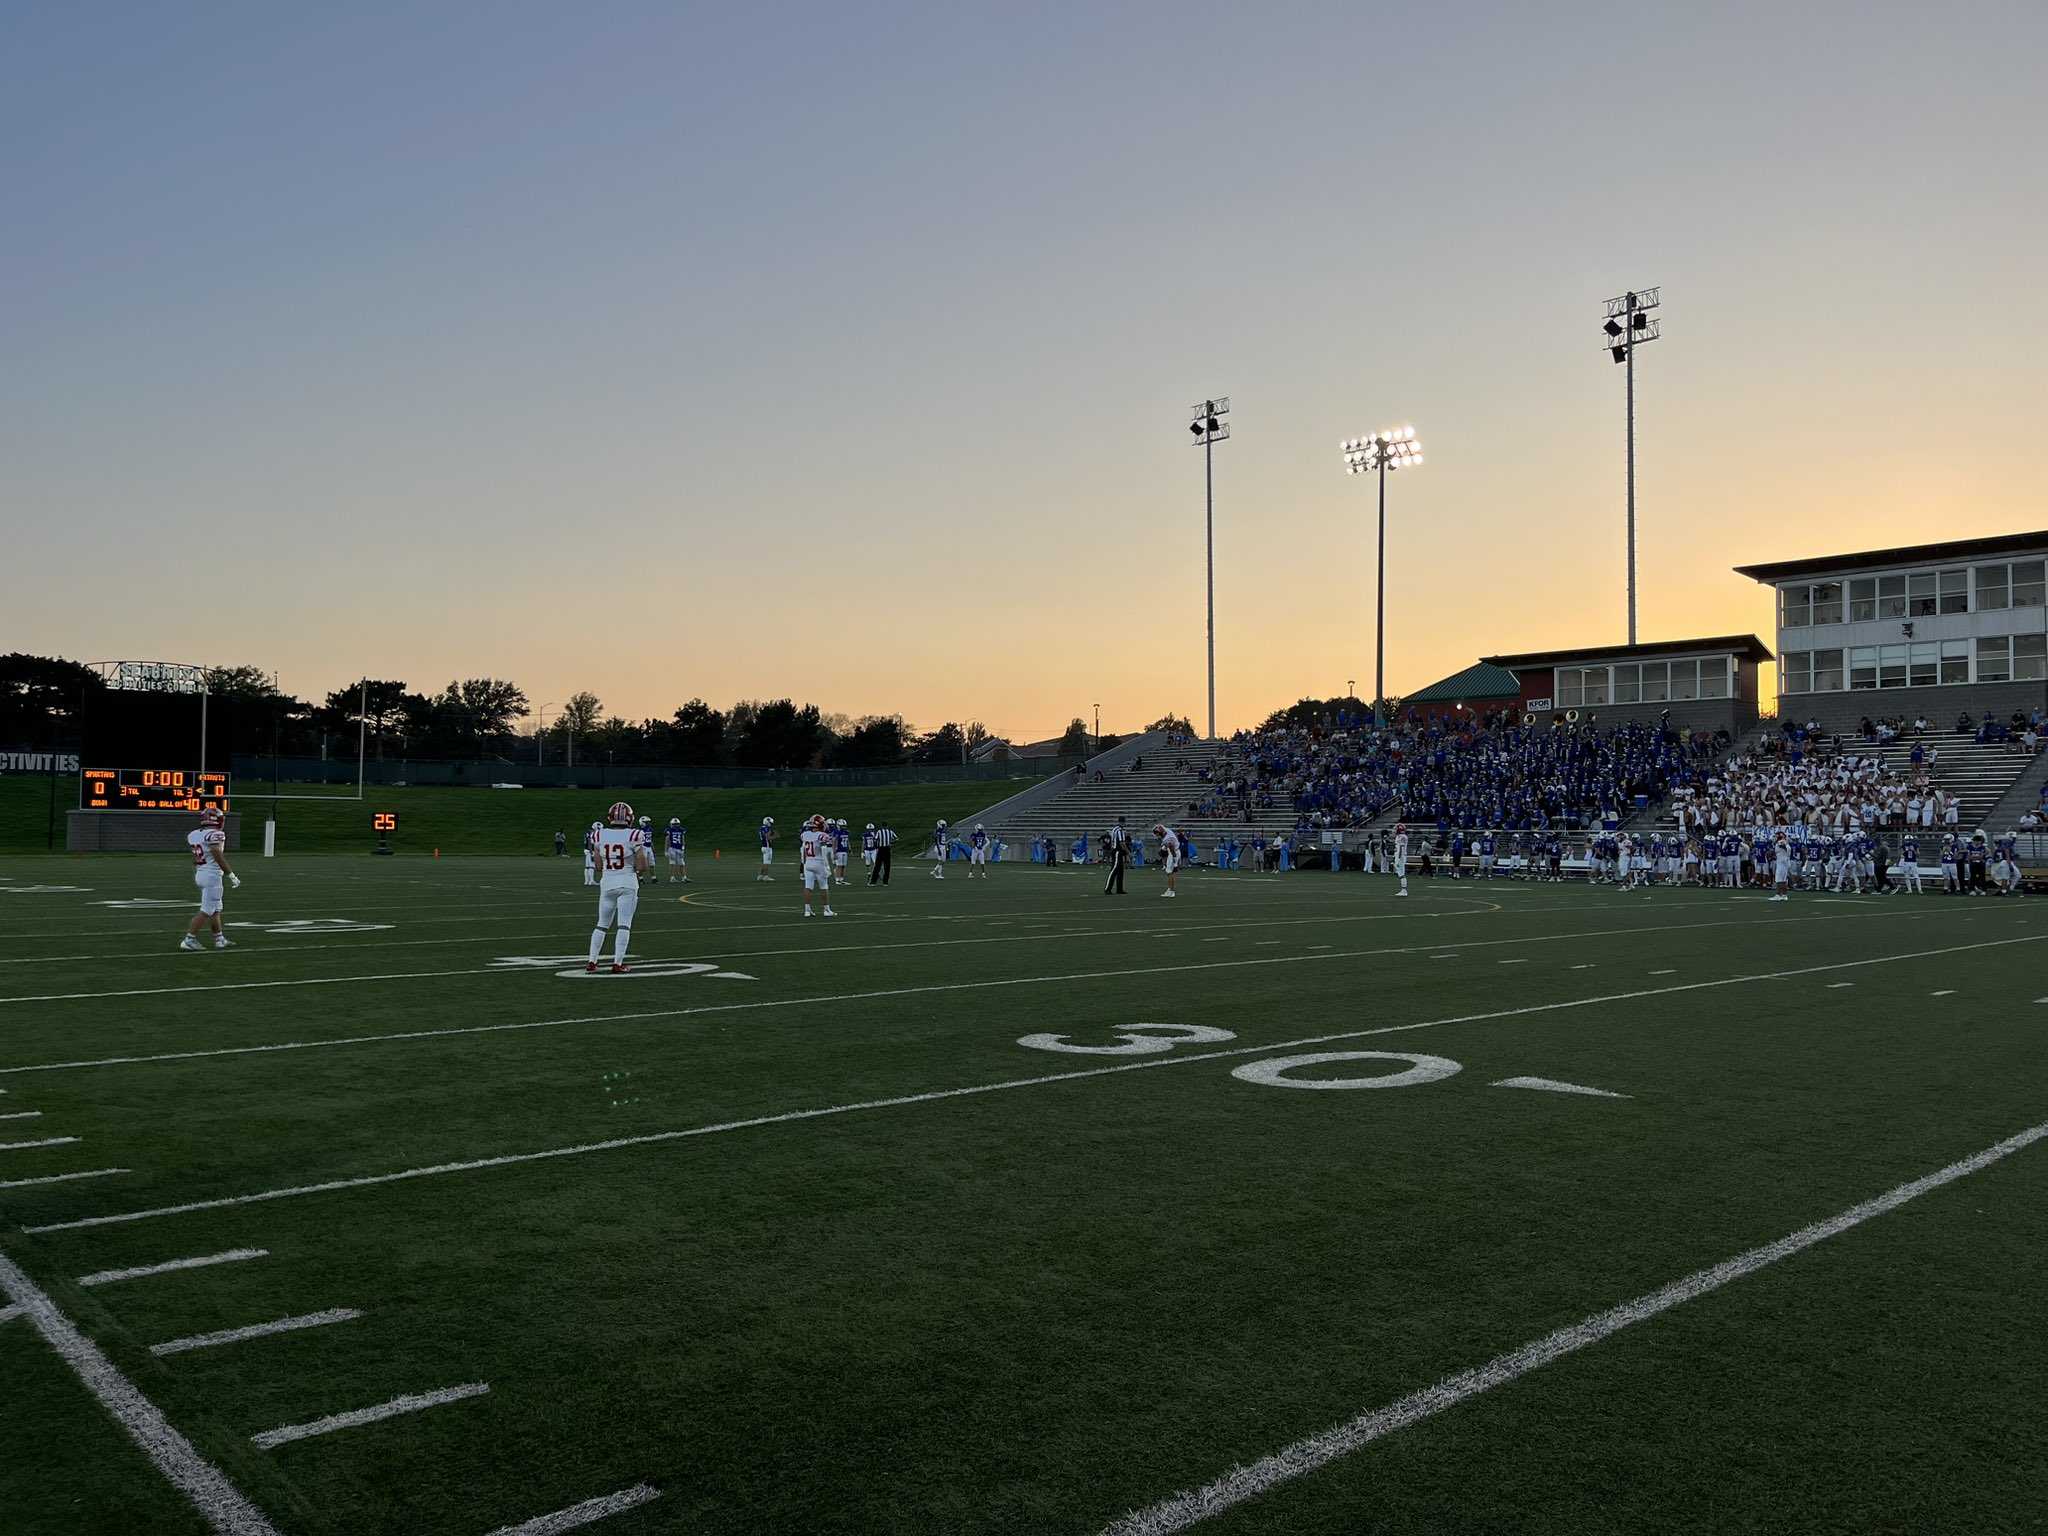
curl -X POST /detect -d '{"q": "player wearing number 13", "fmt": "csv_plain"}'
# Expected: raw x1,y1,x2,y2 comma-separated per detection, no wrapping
178,807,240,951
587,801,649,973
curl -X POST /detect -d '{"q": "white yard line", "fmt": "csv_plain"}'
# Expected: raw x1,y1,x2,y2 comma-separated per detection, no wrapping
81,1249,269,1287
0,1109,43,1120
0,1251,280,1535
1098,1115,2048,1535
0,898,1948,1007
0,1301,21,1324
484,1483,662,1535
151,1308,362,1357
251,1382,489,1449
0,1167,127,1189
0,1135,80,1151
0,910,1967,1078
26,932,2040,1235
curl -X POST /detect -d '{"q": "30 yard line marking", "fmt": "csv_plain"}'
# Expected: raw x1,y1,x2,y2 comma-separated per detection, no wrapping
251,1382,489,1449
1097,1115,2048,1535
151,1308,362,1357
27,931,2040,1235
0,1251,280,1535
80,1249,268,1287
0,909,1966,1078
485,1483,662,1535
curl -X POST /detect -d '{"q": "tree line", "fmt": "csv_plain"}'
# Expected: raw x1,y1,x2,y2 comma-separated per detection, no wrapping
0,654,1115,769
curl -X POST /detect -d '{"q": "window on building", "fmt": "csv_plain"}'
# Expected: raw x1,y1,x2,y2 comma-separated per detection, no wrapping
2014,560,2046,609
1639,662,1667,703
1780,652,1810,694
2018,633,2047,683
1877,573,1907,618
1978,636,2012,684
1940,639,1970,685
1976,564,2010,610
1908,643,1938,688
1848,577,1877,622
1812,649,1845,691
1582,668,1609,707
1849,646,1878,690
1878,645,1907,688
1670,660,1699,700
1699,659,1729,698
1810,581,1844,625
1907,572,1936,617
1609,663,1638,704
1782,586,1810,627
1937,568,1968,615
1557,670,1582,707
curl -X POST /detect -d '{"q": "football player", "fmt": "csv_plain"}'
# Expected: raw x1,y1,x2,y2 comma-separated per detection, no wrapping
757,816,776,881
931,819,949,879
587,801,649,972
178,806,240,951
969,822,992,878
664,817,688,883
800,814,836,917
833,818,851,885
1154,823,1182,897
582,820,599,886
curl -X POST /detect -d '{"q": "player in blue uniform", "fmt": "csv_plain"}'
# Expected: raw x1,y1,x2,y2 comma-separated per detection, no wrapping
662,818,688,883
833,818,852,884
1899,832,1922,893
757,816,776,882
968,822,992,879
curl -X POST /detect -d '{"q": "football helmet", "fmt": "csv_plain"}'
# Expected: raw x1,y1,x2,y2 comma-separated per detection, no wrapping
608,801,634,826
809,814,827,830
669,817,681,826
865,822,875,831
762,816,774,827
200,807,224,828
938,819,948,830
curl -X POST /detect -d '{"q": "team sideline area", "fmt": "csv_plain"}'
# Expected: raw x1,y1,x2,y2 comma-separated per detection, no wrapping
1,854,2043,1534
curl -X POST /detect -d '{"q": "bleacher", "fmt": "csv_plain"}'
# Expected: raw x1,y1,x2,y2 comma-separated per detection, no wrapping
1761,717,2035,830
980,742,1301,856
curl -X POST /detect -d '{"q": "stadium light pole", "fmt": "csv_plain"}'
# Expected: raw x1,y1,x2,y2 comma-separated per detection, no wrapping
536,703,562,767
1189,397,1230,741
1342,426,1424,726
1602,287,1661,645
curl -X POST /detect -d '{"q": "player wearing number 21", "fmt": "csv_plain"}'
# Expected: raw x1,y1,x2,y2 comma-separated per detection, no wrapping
179,807,240,951
588,801,650,973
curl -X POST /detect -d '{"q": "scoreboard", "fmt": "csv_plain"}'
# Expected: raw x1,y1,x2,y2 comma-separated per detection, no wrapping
81,768,231,814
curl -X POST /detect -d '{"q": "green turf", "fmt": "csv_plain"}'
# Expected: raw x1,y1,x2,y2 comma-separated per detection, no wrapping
0,775,1007,856
0,853,2042,1534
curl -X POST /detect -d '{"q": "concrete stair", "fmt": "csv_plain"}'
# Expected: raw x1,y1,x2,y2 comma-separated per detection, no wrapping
982,742,1300,853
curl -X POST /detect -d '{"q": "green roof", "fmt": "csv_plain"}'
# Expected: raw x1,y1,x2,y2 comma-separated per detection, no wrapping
1404,661,1522,705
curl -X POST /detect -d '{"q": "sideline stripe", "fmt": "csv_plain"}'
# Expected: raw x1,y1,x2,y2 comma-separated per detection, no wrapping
81,1248,269,1287
1099,1116,2048,1534
485,1483,662,1535
25,932,2039,1235
0,909,1962,1078
251,1382,489,1449
0,1167,126,1189
151,1308,362,1357
0,1251,280,1535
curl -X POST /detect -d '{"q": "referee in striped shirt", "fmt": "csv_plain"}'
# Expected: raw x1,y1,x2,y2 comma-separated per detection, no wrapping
869,822,896,885
1104,817,1129,895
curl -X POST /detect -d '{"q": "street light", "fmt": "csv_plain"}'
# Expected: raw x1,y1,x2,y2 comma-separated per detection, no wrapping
1602,286,1661,645
1189,396,1230,741
1342,425,1424,725
536,703,562,767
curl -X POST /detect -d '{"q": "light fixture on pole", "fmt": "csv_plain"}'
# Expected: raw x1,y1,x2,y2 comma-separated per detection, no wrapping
1342,425,1424,725
1189,396,1230,741
1602,286,1661,645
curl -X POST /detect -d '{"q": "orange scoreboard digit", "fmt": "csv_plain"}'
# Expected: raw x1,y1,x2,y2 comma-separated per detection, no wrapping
81,768,231,813
372,812,398,832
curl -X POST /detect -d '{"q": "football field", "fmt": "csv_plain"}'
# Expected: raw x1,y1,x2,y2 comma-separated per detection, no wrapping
1,853,2043,1535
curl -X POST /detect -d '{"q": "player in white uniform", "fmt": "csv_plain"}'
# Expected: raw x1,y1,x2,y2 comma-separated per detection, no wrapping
931,819,949,879
1393,821,1410,898
968,822,992,877
582,821,599,886
1769,829,1792,901
1154,823,1182,897
757,816,776,880
178,807,240,950
637,816,656,884
664,818,688,882
587,800,649,972
800,814,836,917
833,818,851,884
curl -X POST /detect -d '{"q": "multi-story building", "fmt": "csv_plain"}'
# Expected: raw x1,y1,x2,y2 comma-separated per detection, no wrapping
1735,531,2048,722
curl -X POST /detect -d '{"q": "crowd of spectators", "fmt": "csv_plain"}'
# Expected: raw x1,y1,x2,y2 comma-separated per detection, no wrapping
1182,706,1731,835
1670,735,1957,835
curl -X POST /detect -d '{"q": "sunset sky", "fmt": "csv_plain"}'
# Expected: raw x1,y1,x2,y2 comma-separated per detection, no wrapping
9,2,2043,740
